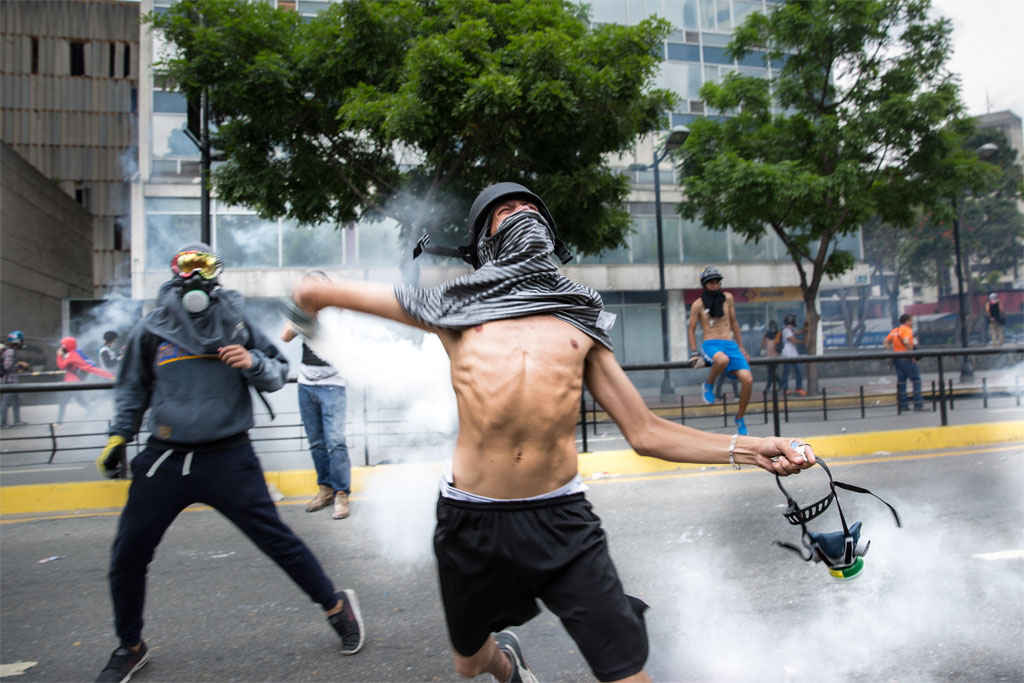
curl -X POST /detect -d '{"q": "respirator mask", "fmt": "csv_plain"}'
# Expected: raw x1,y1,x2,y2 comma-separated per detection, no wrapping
775,453,901,580
171,248,223,314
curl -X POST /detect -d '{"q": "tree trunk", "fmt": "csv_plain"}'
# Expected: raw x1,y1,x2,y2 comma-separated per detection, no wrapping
803,295,821,395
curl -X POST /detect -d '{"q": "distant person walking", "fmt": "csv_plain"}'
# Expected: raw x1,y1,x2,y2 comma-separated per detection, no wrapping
281,272,352,520
55,336,114,425
2,330,30,428
985,293,1005,346
885,313,923,412
779,314,806,396
98,331,123,373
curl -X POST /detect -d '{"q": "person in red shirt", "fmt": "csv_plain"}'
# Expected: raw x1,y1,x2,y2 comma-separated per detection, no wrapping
55,336,114,424
884,314,923,412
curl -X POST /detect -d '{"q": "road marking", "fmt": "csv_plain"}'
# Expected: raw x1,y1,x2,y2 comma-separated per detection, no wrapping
0,466,85,474
973,549,1024,561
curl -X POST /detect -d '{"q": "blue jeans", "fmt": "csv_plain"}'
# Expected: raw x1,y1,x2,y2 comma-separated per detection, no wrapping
298,383,350,494
893,357,923,409
781,361,802,391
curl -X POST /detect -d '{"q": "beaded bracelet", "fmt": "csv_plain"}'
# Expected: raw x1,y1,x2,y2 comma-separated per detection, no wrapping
728,433,740,469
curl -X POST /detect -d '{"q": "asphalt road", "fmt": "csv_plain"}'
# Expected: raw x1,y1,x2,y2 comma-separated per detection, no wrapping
2,444,1022,683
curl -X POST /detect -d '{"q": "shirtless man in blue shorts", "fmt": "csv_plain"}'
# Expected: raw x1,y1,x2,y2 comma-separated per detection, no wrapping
687,266,753,435
291,184,813,682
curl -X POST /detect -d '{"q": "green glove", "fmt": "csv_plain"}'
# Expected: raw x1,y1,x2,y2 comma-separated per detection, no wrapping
96,435,127,479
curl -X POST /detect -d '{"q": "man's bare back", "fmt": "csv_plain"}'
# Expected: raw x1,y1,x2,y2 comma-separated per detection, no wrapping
438,315,594,499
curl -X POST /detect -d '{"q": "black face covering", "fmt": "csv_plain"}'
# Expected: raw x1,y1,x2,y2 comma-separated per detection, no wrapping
701,285,725,319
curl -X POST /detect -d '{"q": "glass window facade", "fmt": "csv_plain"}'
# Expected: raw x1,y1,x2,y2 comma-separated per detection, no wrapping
145,199,400,270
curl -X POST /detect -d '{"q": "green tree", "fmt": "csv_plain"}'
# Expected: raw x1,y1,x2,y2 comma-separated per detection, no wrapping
899,127,1023,337
149,0,675,266
675,0,981,390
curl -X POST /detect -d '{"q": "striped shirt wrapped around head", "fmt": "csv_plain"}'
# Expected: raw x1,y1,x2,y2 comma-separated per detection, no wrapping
395,211,614,349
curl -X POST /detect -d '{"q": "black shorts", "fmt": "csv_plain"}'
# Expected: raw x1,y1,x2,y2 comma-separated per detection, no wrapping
433,492,649,682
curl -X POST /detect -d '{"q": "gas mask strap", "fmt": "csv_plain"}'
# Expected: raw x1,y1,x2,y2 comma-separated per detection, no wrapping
832,480,903,528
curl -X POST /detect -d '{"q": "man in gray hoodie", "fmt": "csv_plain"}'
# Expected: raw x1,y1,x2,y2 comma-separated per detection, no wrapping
93,244,363,683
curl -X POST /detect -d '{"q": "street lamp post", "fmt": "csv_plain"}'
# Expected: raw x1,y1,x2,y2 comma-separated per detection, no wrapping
951,142,999,381
649,126,690,401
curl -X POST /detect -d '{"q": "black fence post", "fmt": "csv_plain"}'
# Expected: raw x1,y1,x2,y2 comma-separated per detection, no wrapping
949,378,955,411
362,387,370,466
722,394,729,428
859,385,865,419
822,387,828,422
783,389,789,423
982,377,988,409
937,355,948,426
680,394,685,425
48,422,58,464
771,379,781,437
579,389,588,453
762,390,768,424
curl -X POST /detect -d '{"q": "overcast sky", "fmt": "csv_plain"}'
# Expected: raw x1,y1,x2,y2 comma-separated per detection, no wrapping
929,0,1024,118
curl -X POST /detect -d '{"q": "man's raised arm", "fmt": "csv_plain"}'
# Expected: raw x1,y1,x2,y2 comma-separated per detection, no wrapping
583,345,813,475
292,279,430,333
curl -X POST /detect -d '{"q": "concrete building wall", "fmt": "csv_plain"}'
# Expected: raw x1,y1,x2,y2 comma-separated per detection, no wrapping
0,0,139,297
1,142,93,347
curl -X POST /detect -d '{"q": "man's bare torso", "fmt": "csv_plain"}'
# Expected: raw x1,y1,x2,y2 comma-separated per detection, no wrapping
694,293,737,342
437,315,594,499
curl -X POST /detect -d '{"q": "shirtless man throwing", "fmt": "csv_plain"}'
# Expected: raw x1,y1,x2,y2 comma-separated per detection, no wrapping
291,183,814,683
687,267,753,435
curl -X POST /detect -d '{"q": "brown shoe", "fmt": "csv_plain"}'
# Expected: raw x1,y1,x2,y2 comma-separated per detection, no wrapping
306,485,334,512
794,389,807,396
332,491,350,520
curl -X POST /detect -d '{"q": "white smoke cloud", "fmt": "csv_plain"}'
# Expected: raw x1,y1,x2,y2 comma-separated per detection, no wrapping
303,307,457,565
648,461,1024,682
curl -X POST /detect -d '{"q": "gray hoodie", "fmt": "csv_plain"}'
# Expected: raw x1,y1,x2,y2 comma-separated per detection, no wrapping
110,281,288,445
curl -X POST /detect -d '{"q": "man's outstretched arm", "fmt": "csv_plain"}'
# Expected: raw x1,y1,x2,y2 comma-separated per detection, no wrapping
292,279,431,333
583,346,814,475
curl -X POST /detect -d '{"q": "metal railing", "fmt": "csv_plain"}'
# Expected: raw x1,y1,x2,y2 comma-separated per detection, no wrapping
2,346,1021,467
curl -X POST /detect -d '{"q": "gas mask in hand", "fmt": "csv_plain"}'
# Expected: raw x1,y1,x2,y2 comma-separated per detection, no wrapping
775,454,901,580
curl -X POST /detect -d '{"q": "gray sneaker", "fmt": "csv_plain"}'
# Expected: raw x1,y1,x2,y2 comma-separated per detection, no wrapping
95,641,149,683
327,589,364,655
494,631,538,683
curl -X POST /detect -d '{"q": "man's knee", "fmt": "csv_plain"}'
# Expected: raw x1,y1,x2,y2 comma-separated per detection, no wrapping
736,370,753,387
712,352,729,368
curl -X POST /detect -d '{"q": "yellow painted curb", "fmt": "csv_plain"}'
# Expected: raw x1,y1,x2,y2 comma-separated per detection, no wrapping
578,421,1024,477
1,422,1020,515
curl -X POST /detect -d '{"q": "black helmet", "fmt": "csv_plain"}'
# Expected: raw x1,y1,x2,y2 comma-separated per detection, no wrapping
103,330,119,343
784,313,797,326
700,266,723,286
413,182,572,269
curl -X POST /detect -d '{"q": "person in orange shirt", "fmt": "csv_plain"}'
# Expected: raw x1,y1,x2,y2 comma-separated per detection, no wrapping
884,314,923,412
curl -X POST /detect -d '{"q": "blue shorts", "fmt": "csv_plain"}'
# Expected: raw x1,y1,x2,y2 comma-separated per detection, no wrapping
701,339,750,374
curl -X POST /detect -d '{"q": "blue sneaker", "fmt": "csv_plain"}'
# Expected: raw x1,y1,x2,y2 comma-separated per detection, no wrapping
735,417,748,436
701,382,715,404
